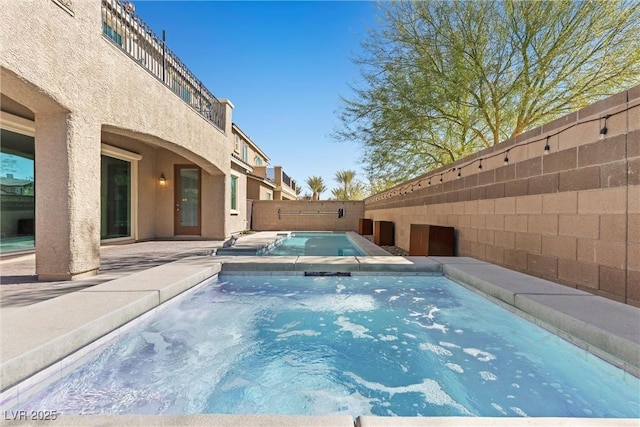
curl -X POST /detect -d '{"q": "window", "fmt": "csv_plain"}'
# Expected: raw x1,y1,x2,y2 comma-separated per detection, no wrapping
102,22,122,46
0,129,35,254
266,192,272,200
230,175,238,211
255,155,263,166
100,144,141,241
234,135,240,152
101,155,131,239
242,143,248,162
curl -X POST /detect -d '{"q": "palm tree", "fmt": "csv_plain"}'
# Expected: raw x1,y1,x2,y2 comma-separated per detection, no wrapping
333,169,368,200
305,176,326,201
335,170,356,199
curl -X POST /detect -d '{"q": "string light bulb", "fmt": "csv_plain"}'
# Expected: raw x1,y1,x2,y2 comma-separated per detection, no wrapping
599,115,610,140
478,159,483,170
544,136,550,155
504,150,510,165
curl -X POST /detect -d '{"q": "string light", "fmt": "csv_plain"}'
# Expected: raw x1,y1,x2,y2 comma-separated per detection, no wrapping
378,110,621,200
544,136,550,155
599,114,610,140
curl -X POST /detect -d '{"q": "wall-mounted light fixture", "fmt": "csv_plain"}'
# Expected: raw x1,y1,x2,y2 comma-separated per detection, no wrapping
159,173,166,186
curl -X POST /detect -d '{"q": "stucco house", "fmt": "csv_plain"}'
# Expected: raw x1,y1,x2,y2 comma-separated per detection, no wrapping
0,0,257,280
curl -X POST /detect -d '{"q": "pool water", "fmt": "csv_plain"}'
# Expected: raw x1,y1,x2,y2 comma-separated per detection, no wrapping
262,232,367,256
14,275,640,417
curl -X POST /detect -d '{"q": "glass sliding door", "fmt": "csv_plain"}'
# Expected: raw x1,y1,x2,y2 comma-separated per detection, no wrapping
101,155,131,239
174,165,201,235
0,129,35,254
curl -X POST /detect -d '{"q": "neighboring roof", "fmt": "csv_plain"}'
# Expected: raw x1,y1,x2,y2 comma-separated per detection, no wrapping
231,123,271,162
0,177,33,186
247,174,276,188
231,152,253,173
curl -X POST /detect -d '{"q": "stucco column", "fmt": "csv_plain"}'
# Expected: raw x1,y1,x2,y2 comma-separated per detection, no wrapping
218,99,234,136
35,113,101,280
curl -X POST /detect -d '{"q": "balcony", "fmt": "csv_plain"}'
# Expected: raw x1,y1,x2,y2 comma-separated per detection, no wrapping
267,167,298,200
101,0,225,131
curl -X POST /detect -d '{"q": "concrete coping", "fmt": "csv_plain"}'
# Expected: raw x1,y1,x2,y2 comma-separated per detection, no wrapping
1,254,638,424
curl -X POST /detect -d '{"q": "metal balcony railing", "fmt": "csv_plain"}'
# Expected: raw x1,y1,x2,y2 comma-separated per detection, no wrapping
282,171,292,188
101,0,226,131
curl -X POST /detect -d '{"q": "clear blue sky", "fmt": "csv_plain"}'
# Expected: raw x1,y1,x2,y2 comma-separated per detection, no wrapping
134,1,379,197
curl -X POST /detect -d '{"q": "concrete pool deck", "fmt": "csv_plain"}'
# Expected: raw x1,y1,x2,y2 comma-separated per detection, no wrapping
1,232,639,426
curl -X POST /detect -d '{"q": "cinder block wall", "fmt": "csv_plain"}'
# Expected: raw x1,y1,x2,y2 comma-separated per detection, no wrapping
251,200,364,232
365,86,640,306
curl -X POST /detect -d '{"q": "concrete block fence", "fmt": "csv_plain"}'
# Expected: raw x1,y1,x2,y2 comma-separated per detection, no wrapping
364,86,640,306
251,200,364,232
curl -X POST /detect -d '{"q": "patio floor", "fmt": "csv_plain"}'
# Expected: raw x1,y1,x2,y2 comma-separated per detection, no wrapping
0,239,224,307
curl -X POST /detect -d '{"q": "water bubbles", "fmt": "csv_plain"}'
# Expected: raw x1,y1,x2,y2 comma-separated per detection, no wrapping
479,371,498,381
463,348,496,362
445,363,464,374
419,343,453,356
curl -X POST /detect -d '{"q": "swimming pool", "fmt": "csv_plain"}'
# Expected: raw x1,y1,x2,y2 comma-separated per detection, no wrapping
262,232,367,256
12,274,639,417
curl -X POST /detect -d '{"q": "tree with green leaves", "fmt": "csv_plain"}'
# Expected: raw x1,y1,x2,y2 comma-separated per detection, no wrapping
305,176,327,201
336,0,640,185
332,169,368,200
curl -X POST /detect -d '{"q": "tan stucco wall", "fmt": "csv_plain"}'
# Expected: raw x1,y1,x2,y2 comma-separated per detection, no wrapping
1,2,230,175
252,200,364,232
247,178,275,201
0,1,233,277
365,87,640,306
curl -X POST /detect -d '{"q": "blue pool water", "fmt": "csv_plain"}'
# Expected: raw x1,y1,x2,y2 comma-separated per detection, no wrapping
262,232,367,256
14,275,639,417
